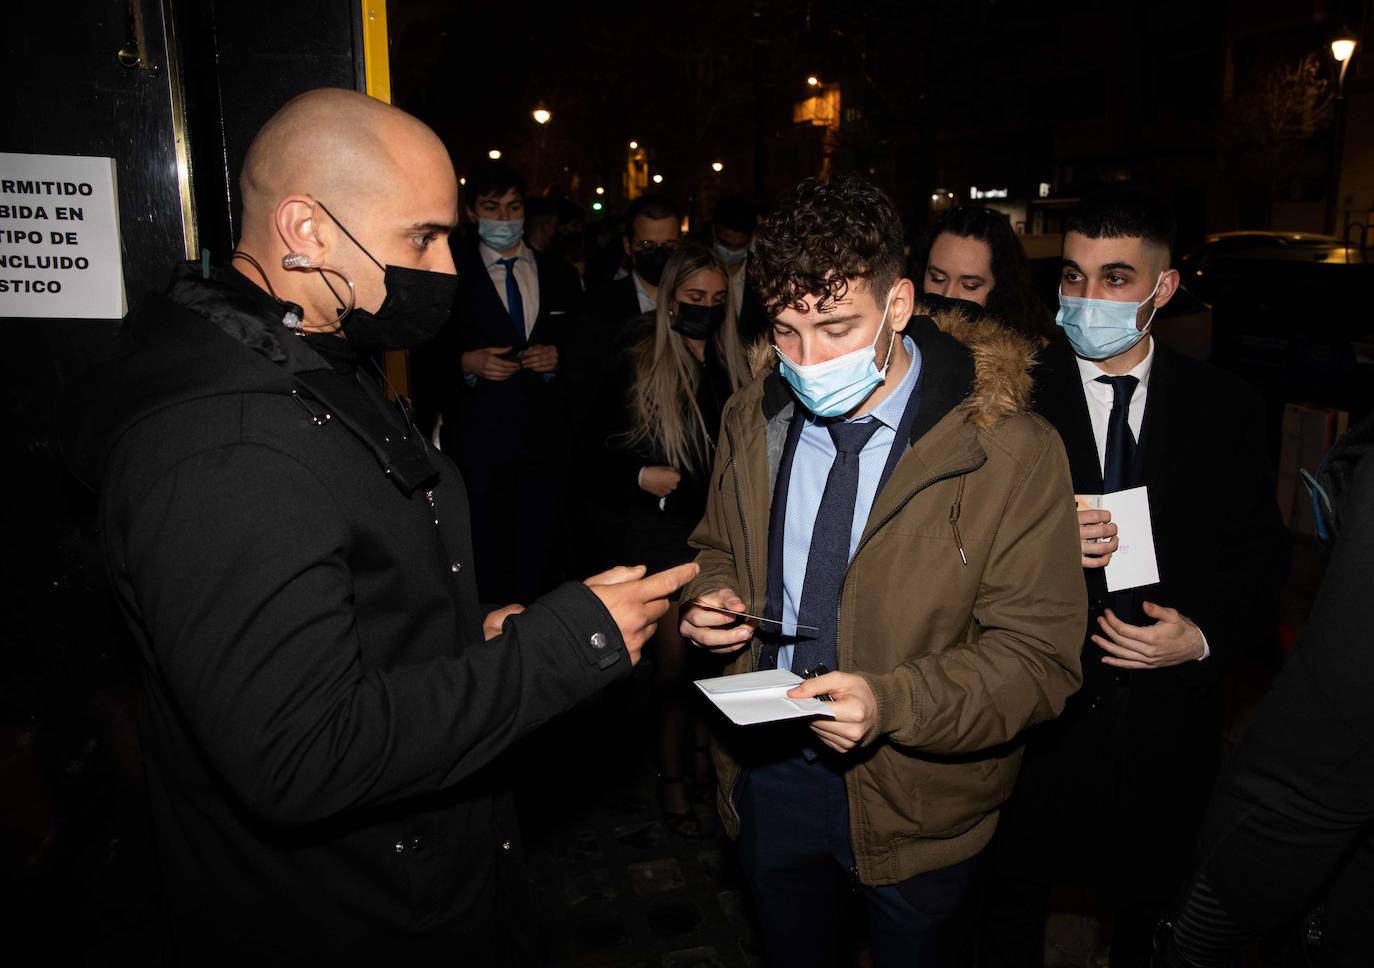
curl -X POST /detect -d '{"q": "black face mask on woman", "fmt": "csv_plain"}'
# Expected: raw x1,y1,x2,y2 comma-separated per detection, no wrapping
671,301,726,340
920,290,986,322
316,201,459,352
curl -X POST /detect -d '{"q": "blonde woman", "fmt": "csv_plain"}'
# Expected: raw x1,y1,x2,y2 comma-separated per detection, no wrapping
589,241,751,835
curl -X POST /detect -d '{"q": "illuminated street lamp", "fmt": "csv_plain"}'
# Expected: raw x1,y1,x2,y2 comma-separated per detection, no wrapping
806,75,820,87
629,140,639,150
652,173,664,184
488,149,502,160
459,177,466,186
1332,36,1357,77
711,161,724,172
532,105,552,125
1327,32,1360,232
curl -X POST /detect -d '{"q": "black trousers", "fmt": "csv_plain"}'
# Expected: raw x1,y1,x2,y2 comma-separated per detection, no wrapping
736,752,981,968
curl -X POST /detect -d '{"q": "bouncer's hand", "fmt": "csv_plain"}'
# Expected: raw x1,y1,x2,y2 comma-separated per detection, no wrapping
586,562,699,664
788,672,878,752
462,347,522,381
680,588,755,654
1078,507,1119,568
482,604,525,641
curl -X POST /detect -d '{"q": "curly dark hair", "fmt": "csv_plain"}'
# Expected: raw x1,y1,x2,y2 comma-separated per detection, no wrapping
751,175,905,316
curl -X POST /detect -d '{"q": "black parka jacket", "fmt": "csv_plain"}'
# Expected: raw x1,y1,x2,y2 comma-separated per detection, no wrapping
62,265,629,965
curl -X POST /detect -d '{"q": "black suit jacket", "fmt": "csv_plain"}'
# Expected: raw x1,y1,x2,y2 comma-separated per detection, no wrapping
998,336,1289,899
560,273,645,431
418,240,583,477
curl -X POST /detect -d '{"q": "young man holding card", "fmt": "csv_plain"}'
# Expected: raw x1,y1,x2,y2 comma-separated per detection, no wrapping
981,189,1289,967
678,174,1086,967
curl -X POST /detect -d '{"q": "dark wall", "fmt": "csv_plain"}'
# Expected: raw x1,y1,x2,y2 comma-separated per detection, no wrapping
1,1,359,957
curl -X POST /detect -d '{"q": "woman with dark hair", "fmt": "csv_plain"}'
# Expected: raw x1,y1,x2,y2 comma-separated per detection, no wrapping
587,241,752,836
915,205,1054,342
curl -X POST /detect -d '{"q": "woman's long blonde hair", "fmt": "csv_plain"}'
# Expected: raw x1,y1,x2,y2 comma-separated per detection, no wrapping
625,242,751,475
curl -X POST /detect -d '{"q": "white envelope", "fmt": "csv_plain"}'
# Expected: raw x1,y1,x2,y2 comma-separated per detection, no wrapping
695,669,836,726
1100,485,1161,592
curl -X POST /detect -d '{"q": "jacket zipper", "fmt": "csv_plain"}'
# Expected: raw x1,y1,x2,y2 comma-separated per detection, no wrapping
835,461,976,885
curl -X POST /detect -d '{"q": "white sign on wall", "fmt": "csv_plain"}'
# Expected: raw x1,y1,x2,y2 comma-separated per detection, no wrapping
0,152,127,319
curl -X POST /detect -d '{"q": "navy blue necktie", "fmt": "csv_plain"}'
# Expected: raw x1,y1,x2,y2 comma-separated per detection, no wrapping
1097,375,1139,493
791,418,882,676
496,257,525,344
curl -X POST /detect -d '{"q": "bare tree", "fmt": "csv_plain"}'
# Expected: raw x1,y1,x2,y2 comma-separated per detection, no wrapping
1223,54,1335,227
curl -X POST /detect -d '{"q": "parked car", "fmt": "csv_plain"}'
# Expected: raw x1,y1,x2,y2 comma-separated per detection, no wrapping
1181,232,1363,304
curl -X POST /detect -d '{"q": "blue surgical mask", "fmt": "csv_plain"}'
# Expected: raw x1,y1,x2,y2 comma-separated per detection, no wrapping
775,289,898,418
478,218,524,252
714,241,748,267
1055,273,1163,360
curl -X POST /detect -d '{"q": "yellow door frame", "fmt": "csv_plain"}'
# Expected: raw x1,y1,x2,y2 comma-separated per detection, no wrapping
359,1,411,401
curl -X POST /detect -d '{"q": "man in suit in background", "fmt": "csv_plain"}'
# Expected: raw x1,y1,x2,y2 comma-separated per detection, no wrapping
559,194,683,574
706,195,770,347
980,188,1289,967
417,158,583,605
586,193,681,348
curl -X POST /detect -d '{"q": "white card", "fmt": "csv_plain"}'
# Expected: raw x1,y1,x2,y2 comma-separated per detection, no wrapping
695,669,836,726
1100,485,1160,592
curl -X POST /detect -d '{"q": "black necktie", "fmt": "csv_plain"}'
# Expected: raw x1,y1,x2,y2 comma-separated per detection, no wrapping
792,418,882,676
1096,374,1139,493
496,257,525,343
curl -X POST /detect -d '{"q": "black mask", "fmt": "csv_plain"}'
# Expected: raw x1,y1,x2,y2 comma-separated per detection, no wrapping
317,202,458,351
920,291,986,322
343,265,460,351
671,302,726,340
632,246,674,287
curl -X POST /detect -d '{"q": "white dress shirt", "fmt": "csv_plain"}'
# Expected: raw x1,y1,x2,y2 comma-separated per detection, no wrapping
632,272,656,314
480,240,539,339
1075,336,1209,659
1075,336,1154,475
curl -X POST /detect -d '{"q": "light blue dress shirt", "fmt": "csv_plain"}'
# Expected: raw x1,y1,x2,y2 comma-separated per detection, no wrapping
777,335,922,671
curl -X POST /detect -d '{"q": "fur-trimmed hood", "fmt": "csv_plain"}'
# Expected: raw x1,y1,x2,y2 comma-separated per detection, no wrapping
747,304,1040,429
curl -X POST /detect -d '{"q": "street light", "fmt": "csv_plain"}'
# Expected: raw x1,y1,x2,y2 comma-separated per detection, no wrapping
488,149,502,160
1327,32,1359,233
652,173,664,184
806,75,820,87
595,186,605,195
629,140,638,150
532,106,552,125
1332,36,1357,71
711,161,724,173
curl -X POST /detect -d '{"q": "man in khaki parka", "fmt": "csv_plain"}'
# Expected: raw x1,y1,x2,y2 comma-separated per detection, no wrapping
679,175,1086,966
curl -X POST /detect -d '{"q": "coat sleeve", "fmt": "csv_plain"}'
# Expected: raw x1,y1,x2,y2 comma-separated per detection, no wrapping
1167,446,1374,955
115,441,630,826
863,421,1087,753
585,345,653,506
